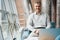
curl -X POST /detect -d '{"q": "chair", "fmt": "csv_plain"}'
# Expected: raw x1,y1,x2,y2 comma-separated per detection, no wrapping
21,28,31,40
50,22,56,28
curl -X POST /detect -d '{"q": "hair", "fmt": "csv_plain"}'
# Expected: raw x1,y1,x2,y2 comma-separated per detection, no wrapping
34,1,41,5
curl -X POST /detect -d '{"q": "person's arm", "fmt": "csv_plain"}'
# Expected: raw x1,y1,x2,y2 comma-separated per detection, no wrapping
46,14,51,29
26,14,35,32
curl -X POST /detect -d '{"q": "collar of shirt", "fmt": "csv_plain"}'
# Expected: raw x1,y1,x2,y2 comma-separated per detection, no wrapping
34,12,42,16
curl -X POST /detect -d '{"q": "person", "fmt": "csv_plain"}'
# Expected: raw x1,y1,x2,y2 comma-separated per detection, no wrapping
27,1,51,35
7,13,20,40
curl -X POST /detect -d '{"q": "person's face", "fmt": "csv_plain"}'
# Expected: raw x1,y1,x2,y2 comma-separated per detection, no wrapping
34,3,41,13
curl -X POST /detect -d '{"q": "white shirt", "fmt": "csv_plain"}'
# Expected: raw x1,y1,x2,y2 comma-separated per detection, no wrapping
27,12,51,31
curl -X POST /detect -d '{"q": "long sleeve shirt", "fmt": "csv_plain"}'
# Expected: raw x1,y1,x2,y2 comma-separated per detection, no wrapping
27,12,51,32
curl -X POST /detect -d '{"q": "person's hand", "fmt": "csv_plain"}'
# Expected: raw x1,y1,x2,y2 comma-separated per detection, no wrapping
34,29,39,35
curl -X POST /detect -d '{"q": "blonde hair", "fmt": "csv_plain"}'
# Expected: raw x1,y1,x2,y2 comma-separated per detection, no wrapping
34,1,41,5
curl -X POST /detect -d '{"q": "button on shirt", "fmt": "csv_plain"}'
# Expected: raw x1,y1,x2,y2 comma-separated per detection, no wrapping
27,12,51,31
